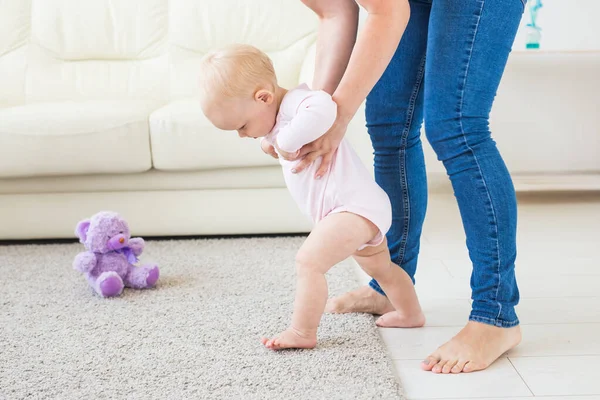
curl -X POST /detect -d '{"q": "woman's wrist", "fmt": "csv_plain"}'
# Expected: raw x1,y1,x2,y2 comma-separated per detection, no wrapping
331,96,355,126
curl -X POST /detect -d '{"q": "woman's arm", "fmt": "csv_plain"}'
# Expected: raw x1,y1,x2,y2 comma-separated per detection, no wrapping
260,0,357,161
333,0,409,121
303,0,359,95
290,0,410,178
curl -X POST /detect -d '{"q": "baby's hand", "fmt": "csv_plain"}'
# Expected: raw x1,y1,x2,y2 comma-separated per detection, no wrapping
261,139,279,159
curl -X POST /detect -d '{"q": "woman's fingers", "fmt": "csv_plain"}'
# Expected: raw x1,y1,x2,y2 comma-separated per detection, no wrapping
291,150,320,174
277,149,292,160
290,139,334,176
277,148,299,161
268,147,279,159
315,151,333,179
297,141,319,159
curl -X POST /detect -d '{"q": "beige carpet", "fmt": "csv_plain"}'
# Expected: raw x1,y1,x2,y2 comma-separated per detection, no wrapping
0,237,404,400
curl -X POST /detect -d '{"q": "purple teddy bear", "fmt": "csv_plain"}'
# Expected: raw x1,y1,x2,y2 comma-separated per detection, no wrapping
73,211,159,297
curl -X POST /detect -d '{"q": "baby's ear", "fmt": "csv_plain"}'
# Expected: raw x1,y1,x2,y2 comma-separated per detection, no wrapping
255,89,274,104
75,219,91,243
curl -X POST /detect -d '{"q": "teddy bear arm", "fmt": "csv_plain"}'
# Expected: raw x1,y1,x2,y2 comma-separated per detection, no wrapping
73,251,97,273
128,237,145,256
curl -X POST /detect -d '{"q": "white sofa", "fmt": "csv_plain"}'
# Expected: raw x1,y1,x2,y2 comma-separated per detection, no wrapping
0,0,324,239
1,0,599,240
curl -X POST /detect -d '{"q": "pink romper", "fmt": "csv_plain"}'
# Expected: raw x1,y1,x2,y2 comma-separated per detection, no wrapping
264,84,392,250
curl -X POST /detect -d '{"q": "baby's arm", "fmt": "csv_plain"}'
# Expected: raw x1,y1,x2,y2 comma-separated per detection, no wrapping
275,91,337,154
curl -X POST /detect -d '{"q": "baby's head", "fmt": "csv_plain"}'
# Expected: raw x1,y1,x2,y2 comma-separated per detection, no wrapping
199,44,280,139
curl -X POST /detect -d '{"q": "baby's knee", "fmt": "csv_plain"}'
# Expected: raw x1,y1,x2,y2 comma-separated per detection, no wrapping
295,250,321,275
355,247,390,278
354,238,388,258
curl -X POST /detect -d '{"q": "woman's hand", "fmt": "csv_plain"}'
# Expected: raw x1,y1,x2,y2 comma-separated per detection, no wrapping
279,116,349,179
260,139,279,159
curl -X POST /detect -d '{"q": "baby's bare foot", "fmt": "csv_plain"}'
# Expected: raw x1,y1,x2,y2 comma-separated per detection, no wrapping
325,285,394,315
376,310,426,328
421,321,522,373
261,328,317,350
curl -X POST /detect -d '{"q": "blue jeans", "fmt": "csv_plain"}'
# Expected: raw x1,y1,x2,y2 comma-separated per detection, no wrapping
366,0,524,328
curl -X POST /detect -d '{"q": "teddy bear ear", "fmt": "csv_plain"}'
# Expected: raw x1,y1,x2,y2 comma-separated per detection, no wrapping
75,219,91,243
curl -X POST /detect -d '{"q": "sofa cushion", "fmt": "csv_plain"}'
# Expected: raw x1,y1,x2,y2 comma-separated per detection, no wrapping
149,99,279,171
168,0,317,100
31,0,167,61
25,0,169,104
0,100,155,178
0,167,286,195
0,0,30,107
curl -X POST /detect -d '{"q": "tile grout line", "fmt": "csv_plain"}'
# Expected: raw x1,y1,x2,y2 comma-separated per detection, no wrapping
410,397,600,400
381,322,600,331
439,259,456,278
412,289,600,300
392,355,600,361
408,397,534,400
506,355,600,359
508,357,535,397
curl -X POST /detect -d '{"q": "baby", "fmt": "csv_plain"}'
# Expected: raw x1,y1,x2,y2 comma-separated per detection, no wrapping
199,44,424,350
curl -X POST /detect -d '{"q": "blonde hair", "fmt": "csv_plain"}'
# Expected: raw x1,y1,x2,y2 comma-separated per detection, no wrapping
199,44,277,99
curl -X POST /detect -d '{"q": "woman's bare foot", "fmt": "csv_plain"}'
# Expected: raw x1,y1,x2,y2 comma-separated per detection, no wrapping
325,285,394,315
376,310,426,328
421,321,522,373
261,328,317,350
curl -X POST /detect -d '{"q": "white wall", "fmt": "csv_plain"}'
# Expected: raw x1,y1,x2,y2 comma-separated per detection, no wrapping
514,0,600,51
358,0,600,52
353,0,600,183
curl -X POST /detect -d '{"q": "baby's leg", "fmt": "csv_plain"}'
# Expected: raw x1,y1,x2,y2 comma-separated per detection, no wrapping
262,212,379,350
354,240,426,328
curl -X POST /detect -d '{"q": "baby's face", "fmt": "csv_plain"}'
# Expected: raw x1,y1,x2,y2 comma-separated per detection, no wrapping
202,92,277,139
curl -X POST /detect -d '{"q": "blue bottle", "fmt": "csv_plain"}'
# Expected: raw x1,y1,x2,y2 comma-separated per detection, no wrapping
526,0,543,49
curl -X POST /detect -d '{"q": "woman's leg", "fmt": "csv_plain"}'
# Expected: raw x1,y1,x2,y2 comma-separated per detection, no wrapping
325,0,432,314
367,0,431,287
421,0,524,373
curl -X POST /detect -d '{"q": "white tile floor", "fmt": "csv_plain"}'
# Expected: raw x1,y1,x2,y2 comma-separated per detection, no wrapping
355,192,600,400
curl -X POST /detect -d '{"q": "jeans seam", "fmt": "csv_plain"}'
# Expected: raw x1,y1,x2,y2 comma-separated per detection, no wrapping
457,0,503,320
470,315,520,328
397,54,427,266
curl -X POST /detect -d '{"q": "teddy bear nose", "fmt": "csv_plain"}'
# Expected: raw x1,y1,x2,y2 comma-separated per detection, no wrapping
119,238,125,244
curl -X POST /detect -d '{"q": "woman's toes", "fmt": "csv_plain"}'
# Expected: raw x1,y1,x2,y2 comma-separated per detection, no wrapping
421,357,438,371
442,360,457,374
451,360,468,373
463,360,486,373
432,360,447,374
463,361,474,373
